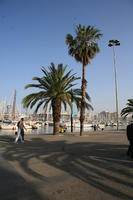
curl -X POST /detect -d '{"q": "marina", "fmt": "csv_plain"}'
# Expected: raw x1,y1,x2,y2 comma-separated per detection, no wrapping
0,89,128,136
0,120,126,136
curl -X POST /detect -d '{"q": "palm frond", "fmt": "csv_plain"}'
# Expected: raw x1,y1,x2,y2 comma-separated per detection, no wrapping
66,24,102,66
121,98,133,118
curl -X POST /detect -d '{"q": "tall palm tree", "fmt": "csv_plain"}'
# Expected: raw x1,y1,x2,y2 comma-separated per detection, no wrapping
22,63,80,135
121,99,133,118
66,24,102,136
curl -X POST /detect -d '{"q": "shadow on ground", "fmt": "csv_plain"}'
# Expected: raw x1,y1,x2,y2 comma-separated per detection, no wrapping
0,151,48,200
0,135,133,200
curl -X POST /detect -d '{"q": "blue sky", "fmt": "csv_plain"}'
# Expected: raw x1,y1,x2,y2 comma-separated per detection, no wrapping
0,0,133,114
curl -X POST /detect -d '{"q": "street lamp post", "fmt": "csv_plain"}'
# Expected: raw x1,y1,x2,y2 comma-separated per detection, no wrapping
71,89,73,132
108,40,120,131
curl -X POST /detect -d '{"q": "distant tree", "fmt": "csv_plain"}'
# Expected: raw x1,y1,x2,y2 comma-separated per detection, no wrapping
121,99,133,118
66,24,102,135
22,63,81,135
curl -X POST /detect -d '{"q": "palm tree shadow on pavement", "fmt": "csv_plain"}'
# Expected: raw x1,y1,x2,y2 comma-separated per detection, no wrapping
0,154,48,200
1,135,133,200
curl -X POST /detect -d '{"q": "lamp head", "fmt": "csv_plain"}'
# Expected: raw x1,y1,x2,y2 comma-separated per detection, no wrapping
109,40,114,43
108,39,120,47
108,43,113,47
116,42,120,46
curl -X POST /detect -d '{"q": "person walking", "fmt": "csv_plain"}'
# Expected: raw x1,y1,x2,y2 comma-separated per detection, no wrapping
14,118,27,143
126,116,133,158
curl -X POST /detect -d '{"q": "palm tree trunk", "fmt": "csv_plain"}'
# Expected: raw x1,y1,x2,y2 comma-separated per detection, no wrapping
80,64,86,136
53,121,60,135
52,99,61,135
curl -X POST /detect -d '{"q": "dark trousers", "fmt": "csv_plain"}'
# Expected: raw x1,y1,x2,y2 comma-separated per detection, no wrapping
21,129,24,141
127,140,133,158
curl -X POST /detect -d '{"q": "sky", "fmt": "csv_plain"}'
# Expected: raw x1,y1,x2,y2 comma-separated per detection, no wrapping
0,0,133,114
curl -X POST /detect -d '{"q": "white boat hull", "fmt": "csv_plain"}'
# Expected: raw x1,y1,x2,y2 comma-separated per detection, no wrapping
1,124,17,130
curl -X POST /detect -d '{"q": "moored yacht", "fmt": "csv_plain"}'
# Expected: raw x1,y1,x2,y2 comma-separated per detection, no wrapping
0,123,17,130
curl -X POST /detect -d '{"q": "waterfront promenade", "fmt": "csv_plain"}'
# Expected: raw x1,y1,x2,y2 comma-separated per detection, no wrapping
0,131,133,200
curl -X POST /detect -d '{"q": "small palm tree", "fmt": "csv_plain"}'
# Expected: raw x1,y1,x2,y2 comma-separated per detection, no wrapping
66,24,102,135
121,99,133,118
22,63,80,135
70,88,93,132
70,88,93,110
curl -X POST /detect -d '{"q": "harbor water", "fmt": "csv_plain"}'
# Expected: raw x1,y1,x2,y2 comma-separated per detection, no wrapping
0,124,125,136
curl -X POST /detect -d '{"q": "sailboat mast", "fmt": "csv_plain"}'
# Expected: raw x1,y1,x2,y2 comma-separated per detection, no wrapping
12,89,16,120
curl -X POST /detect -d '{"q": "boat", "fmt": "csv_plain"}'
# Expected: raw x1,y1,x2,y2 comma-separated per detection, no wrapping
74,121,92,128
1,123,17,130
98,123,105,130
33,121,42,128
63,120,92,129
24,124,33,129
62,121,71,127
2,119,12,123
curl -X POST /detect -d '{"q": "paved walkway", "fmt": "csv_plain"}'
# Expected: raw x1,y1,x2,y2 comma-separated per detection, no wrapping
0,131,133,200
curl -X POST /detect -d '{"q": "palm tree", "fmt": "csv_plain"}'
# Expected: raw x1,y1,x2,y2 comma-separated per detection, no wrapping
22,63,80,135
121,99,133,118
70,88,93,113
66,24,102,136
